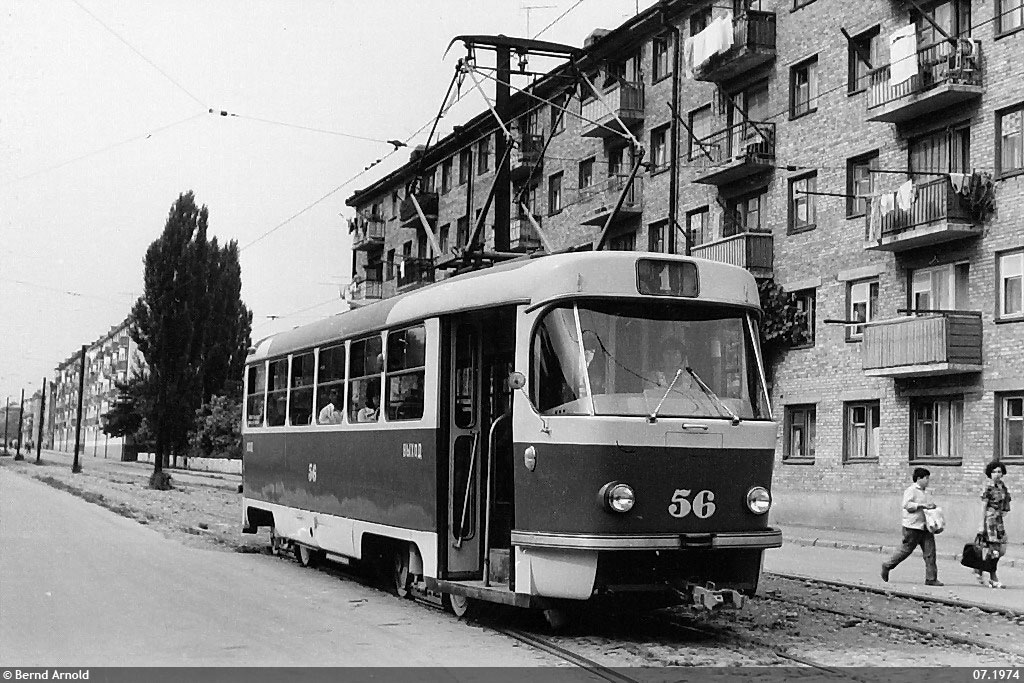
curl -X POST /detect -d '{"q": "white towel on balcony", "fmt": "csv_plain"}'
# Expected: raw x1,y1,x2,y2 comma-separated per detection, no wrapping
889,25,918,86
878,192,896,216
896,180,916,211
948,173,969,194
684,11,734,76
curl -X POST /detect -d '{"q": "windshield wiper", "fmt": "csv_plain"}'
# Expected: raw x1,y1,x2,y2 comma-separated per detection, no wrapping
648,368,683,423
686,367,741,426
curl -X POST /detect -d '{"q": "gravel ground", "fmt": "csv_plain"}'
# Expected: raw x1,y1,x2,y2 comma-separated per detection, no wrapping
5,449,1023,669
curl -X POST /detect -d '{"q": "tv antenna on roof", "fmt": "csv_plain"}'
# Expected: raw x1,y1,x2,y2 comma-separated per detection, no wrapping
522,4,555,37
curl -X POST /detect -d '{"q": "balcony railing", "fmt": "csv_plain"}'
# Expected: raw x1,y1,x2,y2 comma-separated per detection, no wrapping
511,215,543,252
350,216,386,251
396,257,435,290
399,192,439,227
866,40,983,124
579,175,643,226
863,311,982,377
691,231,773,278
348,278,383,302
580,81,645,138
691,121,775,185
693,10,777,82
864,176,981,252
511,134,544,181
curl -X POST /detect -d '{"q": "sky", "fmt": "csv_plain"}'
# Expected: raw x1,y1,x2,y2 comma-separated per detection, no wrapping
0,0,659,402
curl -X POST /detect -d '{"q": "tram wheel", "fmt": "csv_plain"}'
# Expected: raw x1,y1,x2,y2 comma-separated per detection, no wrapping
542,603,580,633
393,547,412,598
270,530,285,557
297,544,321,568
444,593,474,619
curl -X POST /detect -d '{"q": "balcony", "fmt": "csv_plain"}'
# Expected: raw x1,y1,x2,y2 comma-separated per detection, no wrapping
396,257,435,291
693,11,777,83
580,82,644,138
510,134,544,182
863,312,982,377
349,216,385,251
348,278,383,302
691,121,775,186
399,192,439,228
864,176,982,252
691,231,773,279
866,41,983,124
510,214,543,252
579,175,643,226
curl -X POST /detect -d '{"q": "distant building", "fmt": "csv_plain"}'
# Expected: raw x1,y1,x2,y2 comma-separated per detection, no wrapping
345,0,1024,540
52,317,145,460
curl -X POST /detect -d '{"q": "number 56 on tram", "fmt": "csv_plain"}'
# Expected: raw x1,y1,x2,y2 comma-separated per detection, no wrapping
241,251,781,620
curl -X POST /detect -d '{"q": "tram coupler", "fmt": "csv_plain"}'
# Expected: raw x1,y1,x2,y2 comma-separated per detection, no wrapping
672,581,746,611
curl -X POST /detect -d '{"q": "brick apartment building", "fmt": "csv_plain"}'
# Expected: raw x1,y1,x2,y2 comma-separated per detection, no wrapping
345,0,1024,541
52,317,145,460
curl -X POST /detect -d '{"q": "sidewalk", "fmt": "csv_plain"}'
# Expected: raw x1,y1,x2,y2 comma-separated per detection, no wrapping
766,523,1024,617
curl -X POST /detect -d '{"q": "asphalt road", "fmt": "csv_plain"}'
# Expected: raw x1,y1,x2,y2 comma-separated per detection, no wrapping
0,469,561,667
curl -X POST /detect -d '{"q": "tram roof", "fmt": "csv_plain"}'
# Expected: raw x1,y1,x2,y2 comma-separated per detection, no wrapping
248,252,760,362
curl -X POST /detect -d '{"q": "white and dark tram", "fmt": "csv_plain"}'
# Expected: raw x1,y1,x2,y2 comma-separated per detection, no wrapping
241,251,781,620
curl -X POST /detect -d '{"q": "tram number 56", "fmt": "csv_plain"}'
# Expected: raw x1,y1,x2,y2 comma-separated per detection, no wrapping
668,489,716,519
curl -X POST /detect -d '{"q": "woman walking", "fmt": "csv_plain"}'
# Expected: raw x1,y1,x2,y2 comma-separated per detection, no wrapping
975,461,1012,588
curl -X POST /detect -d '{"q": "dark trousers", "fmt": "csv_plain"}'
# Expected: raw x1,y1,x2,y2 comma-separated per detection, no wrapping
883,527,937,581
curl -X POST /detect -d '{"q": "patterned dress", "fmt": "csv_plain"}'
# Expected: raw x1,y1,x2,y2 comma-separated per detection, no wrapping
981,480,1012,559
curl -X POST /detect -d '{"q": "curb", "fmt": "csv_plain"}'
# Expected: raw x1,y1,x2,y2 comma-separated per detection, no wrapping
786,535,1023,570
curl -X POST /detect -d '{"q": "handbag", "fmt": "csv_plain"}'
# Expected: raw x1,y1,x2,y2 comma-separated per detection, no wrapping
961,533,995,572
924,506,945,534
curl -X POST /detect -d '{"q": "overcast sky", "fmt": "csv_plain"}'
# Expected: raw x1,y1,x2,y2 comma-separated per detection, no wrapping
0,0,656,401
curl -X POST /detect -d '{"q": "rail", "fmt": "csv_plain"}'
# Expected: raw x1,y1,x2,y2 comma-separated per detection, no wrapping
580,81,644,125
867,40,982,110
396,257,435,289
862,311,982,371
691,231,772,272
865,176,972,241
691,120,775,165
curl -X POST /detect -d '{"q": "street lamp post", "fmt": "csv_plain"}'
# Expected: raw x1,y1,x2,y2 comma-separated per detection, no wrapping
36,377,46,464
14,388,25,460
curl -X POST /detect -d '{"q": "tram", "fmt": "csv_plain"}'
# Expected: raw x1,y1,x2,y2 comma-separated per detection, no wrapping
241,251,781,622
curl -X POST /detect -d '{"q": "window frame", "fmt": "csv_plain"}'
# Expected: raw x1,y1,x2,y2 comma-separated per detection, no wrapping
847,278,880,341
441,159,453,194
792,289,816,348
790,56,819,119
477,136,490,175
650,124,670,174
686,205,711,248
847,26,880,94
784,404,817,462
459,149,472,185
788,172,817,233
652,34,672,82
315,343,346,425
548,171,563,216
996,0,1024,36
909,395,964,465
843,400,881,463
578,157,595,190
997,249,1024,321
384,324,427,422
996,102,1024,179
996,392,1024,462
846,151,878,218
648,219,669,253
688,104,712,161
347,334,384,425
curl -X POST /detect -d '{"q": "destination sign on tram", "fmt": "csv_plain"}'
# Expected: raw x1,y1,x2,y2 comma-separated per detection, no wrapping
636,259,698,298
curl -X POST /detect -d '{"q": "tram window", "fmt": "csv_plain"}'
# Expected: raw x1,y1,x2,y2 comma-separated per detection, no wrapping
316,344,346,423
245,364,266,428
386,325,426,421
266,359,288,427
348,335,383,423
454,326,476,428
289,352,314,426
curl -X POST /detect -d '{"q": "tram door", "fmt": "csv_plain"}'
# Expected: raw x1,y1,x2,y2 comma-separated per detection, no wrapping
445,308,516,580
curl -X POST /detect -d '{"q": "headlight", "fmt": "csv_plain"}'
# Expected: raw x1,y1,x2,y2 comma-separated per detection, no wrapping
746,486,771,515
601,482,635,513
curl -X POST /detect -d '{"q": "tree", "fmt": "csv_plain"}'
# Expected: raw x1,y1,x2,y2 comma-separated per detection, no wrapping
100,380,145,439
131,191,251,489
189,394,243,460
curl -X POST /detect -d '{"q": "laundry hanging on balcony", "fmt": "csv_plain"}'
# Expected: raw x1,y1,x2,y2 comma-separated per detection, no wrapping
895,180,917,212
889,25,918,86
683,11,734,78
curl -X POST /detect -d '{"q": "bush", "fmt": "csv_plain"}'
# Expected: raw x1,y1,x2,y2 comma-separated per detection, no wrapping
189,394,242,459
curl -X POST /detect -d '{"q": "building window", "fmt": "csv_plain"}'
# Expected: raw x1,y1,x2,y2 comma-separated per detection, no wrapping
788,173,817,232
915,0,971,47
525,109,541,136
910,397,963,462
784,405,816,460
997,104,1024,178
998,250,1024,319
793,289,816,346
998,0,1024,34
477,136,490,175
608,145,633,177
441,159,453,193
687,206,711,248
688,105,712,160
652,35,672,81
459,149,472,184
650,125,669,173
690,7,711,36
790,57,818,119
456,216,469,249
725,189,766,235
910,263,969,312
844,400,880,462
847,26,880,94
609,230,636,251
385,249,396,280
391,192,400,219
579,157,595,190
848,279,879,340
550,93,566,134
422,169,436,194
438,224,450,255
998,393,1024,461
847,151,878,217
648,219,669,253
548,172,563,215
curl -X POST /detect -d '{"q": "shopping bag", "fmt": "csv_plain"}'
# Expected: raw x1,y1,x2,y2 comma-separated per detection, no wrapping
924,506,945,534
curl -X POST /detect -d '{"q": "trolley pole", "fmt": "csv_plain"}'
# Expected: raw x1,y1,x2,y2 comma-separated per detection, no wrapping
36,377,46,464
14,388,25,460
72,345,86,474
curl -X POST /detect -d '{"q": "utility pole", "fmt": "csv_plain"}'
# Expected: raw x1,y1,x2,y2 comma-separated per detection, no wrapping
36,377,46,464
14,388,25,460
72,345,86,474
2,396,9,455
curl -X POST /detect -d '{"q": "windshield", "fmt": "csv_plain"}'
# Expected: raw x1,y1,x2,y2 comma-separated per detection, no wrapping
531,300,769,419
